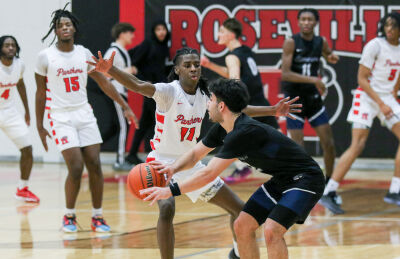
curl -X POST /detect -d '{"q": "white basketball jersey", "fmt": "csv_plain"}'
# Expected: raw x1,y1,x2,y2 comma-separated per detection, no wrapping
150,81,208,157
360,37,400,94
0,57,23,109
43,45,89,110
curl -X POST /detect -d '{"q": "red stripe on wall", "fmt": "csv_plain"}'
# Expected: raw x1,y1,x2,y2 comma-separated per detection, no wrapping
120,0,145,152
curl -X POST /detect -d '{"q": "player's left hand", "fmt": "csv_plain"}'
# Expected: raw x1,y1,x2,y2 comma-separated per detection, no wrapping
140,187,172,206
25,113,30,126
274,96,302,119
123,106,139,129
327,53,339,64
87,51,114,74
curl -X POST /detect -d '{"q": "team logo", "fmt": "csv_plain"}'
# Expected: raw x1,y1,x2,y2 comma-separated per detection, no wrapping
61,136,69,145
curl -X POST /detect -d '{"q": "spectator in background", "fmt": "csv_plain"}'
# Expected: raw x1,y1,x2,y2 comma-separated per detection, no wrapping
104,22,139,171
125,20,170,166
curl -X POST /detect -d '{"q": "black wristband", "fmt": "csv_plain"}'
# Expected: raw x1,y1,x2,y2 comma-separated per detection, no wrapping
169,182,181,196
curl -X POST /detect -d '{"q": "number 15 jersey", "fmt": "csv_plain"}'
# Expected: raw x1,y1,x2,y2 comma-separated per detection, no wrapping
150,80,208,157
35,45,93,111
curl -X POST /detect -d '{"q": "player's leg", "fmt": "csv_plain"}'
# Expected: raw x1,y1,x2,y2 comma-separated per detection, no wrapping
157,197,175,259
20,145,33,182
313,122,336,180
208,184,244,258
234,211,260,259
112,100,130,171
264,218,288,259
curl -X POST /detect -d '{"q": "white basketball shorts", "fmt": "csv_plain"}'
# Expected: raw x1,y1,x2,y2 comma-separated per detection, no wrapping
0,107,31,149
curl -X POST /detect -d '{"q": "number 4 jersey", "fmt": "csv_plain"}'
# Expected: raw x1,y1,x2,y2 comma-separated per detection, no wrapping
35,45,93,111
150,80,208,157
0,57,24,109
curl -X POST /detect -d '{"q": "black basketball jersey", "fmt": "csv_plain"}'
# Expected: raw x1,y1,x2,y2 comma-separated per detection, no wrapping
230,46,265,104
282,33,323,92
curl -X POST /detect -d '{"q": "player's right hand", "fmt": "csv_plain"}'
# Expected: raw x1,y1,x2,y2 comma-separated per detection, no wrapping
200,56,210,68
314,79,326,96
87,51,114,74
379,103,394,119
149,161,175,184
37,127,51,152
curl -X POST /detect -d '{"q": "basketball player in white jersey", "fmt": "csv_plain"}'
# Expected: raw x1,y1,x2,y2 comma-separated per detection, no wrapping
35,8,136,232
88,47,300,259
320,12,400,214
0,35,39,203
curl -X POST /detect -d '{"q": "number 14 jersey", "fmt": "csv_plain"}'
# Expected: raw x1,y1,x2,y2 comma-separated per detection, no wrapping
150,80,208,157
35,45,93,111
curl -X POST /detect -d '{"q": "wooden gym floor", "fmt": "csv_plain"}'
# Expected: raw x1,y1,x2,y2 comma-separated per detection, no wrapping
0,160,400,259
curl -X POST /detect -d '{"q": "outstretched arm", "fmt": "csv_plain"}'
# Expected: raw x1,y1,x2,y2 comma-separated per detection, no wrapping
201,56,230,78
242,96,301,119
88,51,156,97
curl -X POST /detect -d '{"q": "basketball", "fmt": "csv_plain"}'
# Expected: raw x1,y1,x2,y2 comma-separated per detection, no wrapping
127,163,166,199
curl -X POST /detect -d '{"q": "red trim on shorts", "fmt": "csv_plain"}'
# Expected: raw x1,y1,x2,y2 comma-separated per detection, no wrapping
45,106,50,110
47,114,51,119
150,140,156,150
46,97,52,101
146,157,155,163
356,87,364,91
52,130,56,136
156,113,165,124
355,102,360,107
46,88,50,92
157,128,163,133
355,94,361,98
154,138,161,142
353,110,359,115
50,121,54,127
55,138,59,145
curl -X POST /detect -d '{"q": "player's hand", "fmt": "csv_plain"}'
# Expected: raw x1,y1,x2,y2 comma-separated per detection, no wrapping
379,103,394,119
123,106,139,129
200,56,211,68
37,126,51,152
327,53,339,64
149,160,175,184
87,51,114,74
274,96,302,119
140,187,172,206
314,79,327,96
25,113,30,126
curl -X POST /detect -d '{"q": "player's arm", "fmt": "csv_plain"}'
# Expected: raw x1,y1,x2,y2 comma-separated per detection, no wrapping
225,54,241,79
242,96,301,119
88,51,156,97
89,71,138,126
151,140,214,183
393,72,400,100
142,157,236,205
200,56,230,78
16,78,30,126
35,73,51,151
322,37,339,64
358,64,393,118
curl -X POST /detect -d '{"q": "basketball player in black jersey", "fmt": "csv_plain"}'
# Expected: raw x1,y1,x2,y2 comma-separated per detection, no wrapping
141,79,325,259
281,8,339,183
201,18,279,181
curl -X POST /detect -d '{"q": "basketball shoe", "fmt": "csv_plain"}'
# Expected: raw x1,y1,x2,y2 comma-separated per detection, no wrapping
15,187,40,203
63,214,78,233
384,191,400,205
91,216,111,232
228,248,240,259
319,191,344,214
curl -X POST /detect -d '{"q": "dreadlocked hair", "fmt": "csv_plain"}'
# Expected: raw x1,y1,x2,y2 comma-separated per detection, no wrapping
0,35,20,58
167,47,210,97
42,3,79,44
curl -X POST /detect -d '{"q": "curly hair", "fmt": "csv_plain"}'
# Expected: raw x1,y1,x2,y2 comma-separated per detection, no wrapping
208,79,250,113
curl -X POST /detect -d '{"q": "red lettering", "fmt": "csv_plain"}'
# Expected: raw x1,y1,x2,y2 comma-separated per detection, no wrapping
259,10,285,49
201,8,228,54
335,10,363,53
235,9,257,48
168,9,200,58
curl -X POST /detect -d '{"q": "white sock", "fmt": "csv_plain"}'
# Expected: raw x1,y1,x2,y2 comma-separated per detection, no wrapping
389,177,400,194
65,208,76,216
92,208,103,217
18,180,28,189
233,239,240,257
323,179,339,195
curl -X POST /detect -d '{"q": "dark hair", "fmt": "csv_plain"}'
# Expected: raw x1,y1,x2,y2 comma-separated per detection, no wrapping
223,18,242,38
0,35,20,58
298,8,320,22
208,79,250,113
167,47,209,96
42,3,79,44
378,12,400,37
111,22,135,40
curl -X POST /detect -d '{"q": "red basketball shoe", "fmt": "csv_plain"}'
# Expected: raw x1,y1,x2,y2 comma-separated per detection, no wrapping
15,187,40,203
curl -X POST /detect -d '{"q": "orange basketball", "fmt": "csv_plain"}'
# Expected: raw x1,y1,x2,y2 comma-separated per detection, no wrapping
127,163,166,199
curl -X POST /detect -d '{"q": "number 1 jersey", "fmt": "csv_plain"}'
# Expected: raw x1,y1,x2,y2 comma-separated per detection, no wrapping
150,80,209,157
35,45,93,111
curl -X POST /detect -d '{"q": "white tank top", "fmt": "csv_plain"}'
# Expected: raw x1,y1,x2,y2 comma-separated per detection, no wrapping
0,57,23,109
42,45,90,111
359,37,400,94
150,80,209,157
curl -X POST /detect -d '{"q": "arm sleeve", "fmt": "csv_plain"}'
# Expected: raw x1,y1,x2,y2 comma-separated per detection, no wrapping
201,123,225,148
34,51,48,76
152,83,176,112
359,39,380,69
84,48,95,72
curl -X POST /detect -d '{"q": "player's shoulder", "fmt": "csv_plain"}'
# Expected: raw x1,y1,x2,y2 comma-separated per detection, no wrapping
365,37,382,48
